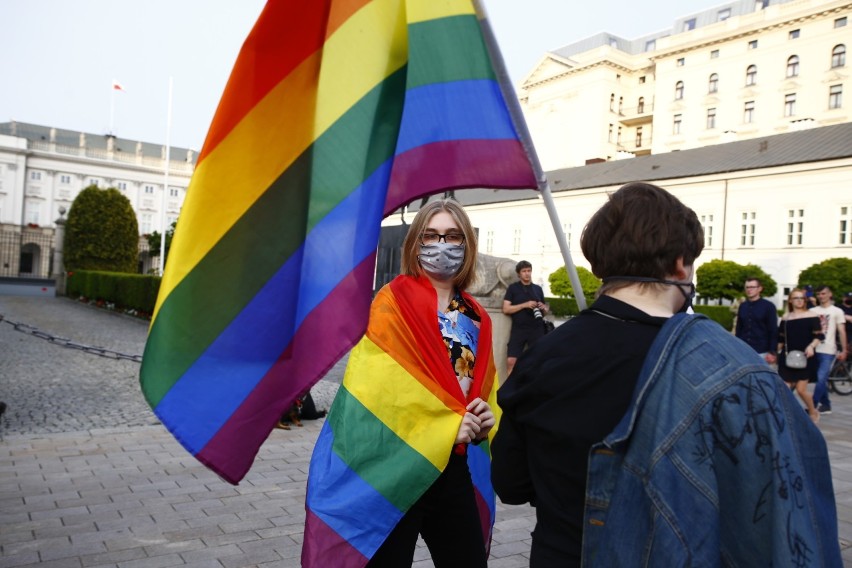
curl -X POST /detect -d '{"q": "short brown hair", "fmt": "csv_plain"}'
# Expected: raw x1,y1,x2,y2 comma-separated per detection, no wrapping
400,199,478,290
581,183,703,294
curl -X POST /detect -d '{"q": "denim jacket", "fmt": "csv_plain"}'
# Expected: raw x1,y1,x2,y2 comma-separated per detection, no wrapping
583,313,841,567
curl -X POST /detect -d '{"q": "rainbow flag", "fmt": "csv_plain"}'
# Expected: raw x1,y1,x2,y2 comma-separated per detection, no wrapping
139,0,536,484
303,275,499,566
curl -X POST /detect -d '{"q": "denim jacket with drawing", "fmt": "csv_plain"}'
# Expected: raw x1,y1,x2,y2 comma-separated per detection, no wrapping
583,313,841,567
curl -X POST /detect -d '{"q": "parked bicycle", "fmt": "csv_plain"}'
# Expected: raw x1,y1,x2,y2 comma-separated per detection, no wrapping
829,357,852,395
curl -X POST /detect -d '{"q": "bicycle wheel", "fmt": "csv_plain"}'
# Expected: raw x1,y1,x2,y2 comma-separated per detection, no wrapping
829,361,852,395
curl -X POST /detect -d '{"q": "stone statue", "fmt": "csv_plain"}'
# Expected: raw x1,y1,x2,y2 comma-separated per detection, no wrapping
469,253,519,309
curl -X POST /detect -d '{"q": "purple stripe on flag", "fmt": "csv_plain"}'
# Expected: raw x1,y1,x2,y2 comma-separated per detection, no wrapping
302,509,369,568
384,138,537,215
196,254,377,484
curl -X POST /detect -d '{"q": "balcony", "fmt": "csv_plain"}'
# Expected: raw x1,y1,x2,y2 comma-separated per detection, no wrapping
619,103,654,126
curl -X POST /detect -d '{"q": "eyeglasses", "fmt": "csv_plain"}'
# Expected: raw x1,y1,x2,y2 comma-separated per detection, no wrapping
790,296,805,300
744,285,759,289
420,232,465,246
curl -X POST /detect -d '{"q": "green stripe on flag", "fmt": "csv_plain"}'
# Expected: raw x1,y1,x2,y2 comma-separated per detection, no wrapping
406,14,495,89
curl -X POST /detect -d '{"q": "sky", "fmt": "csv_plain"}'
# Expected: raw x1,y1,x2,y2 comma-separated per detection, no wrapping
2,0,717,151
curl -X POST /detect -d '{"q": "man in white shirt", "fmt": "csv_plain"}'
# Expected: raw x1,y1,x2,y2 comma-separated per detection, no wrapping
811,285,848,414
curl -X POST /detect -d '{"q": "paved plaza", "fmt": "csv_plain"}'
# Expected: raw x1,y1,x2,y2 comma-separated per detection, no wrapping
1,295,852,567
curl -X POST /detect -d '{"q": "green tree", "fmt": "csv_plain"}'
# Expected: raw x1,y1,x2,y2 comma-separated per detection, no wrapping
548,265,600,301
146,220,177,258
64,185,139,273
696,259,777,302
798,258,852,297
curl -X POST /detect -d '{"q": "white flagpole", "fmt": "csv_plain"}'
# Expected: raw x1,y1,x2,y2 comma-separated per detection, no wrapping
109,80,116,135
159,77,173,275
472,0,588,310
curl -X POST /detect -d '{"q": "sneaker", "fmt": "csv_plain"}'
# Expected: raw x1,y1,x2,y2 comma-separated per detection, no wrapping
818,405,832,415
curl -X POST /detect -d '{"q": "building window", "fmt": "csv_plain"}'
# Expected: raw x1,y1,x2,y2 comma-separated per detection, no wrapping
675,81,684,100
88,178,100,187
706,108,717,129
144,185,155,194
645,39,656,51
748,40,758,50
59,174,71,184
789,29,800,39
617,126,622,144
673,114,682,134
636,127,643,148
840,206,852,244
25,204,40,225
117,181,127,190
710,49,719,59
30,171,42,181
745,64,757,86
786,55,799,78
829,84,843,109
169,188,179,197
754,0,768,10
787,209,804,246
618,96,623,114
608,124,613,142
718,8,731,21
744,101,755,123
485,230,494,254
141,213,153,234
637,97,645,113
832,44,846,68
785,93,797,117
683,18,696,32
639,75,646,84
835,17,847,28
740,212,756,246
512,228,521,254
610,93,615,111
677,57,685,67
708,73,719,93
563,223,572,249
701,214,714,247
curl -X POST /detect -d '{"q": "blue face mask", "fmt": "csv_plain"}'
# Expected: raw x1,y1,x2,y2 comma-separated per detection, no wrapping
418,242,465,281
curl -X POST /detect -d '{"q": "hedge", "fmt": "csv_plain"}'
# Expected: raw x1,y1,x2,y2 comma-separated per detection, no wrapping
66,270,161,317
547,297,736,330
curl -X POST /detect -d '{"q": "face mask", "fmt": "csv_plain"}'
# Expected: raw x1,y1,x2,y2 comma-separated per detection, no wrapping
602,275,696,313
418,242,464,281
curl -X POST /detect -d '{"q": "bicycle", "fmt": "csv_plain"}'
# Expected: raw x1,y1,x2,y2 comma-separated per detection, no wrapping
829,357,852,395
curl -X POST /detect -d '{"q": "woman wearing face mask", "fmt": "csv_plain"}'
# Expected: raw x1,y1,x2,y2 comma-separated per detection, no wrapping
303,199,496,568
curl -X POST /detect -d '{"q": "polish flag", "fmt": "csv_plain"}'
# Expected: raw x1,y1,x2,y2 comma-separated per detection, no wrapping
112,80,125,92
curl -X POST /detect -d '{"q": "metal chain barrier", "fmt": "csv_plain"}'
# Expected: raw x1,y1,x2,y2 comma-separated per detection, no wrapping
0,314,143,363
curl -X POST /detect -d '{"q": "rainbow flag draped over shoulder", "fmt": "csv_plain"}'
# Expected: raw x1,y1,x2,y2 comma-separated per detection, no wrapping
139,0,536,484
303,275,499,566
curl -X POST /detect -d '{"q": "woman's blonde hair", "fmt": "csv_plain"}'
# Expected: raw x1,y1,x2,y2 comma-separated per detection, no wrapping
786,287,808,314
400,198,478,291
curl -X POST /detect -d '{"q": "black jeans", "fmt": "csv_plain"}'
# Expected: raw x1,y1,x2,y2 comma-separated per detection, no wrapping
367,452,488,567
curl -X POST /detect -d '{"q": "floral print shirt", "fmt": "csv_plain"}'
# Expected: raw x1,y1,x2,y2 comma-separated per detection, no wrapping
437,292,481,397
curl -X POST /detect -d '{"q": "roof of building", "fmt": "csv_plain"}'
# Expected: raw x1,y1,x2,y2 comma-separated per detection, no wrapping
0,121,197,165
423,121,852,210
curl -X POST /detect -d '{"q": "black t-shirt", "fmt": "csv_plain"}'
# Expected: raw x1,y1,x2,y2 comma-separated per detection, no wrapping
504,281,545,329
492,296,668,567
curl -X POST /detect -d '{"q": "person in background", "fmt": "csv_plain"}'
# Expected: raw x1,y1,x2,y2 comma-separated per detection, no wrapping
303,199,496,568
735,277,778,365
503,260,548,376
811,285,849,415
777,288,823,424
491,182,840,567
841,292,852,353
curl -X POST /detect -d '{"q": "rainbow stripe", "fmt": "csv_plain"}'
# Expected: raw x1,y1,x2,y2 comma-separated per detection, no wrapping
303,276,499,566
139,0,534,484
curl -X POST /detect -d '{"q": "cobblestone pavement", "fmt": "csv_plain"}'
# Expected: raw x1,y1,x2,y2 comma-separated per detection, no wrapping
2,296,852,566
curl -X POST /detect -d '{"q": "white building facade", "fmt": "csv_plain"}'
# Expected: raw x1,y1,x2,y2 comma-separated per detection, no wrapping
521,0,850,170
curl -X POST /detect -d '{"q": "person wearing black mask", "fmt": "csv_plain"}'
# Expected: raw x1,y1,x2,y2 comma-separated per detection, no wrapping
491,182,840,567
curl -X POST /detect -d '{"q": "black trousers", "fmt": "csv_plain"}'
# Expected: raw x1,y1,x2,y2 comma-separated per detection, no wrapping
367,452,488,567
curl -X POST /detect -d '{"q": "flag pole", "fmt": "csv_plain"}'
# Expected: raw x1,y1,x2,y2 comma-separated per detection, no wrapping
159,77,173,275
472,0,587,310
109,80,116,135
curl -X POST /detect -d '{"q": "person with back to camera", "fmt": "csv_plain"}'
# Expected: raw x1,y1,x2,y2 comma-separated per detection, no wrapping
491,182,840,567
777,288,823,424
302,199,497,568
503,260,548,376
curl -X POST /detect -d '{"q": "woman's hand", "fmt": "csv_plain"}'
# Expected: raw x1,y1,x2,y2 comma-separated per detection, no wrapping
467,397,495,441
805,344,816,357
454,411,482,444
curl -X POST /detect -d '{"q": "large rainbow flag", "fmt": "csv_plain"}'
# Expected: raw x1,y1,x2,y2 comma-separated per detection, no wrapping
139,0,537,484
303,275,499,566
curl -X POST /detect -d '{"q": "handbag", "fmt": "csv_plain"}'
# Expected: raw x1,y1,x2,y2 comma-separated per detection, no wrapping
783,323,807,369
